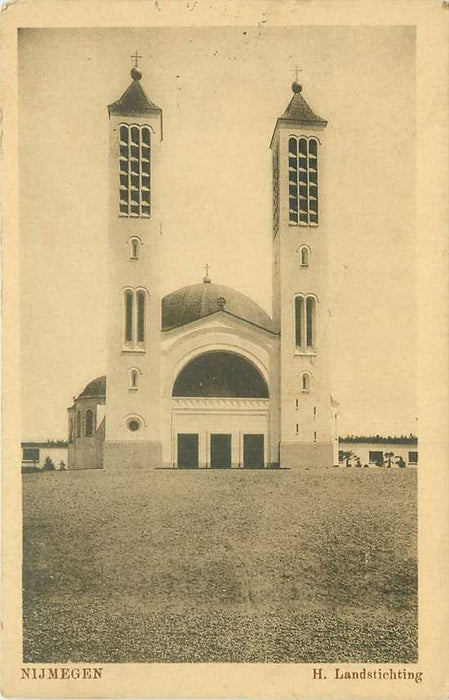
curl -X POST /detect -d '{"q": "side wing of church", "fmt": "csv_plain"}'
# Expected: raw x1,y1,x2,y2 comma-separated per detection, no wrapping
67,66,338,470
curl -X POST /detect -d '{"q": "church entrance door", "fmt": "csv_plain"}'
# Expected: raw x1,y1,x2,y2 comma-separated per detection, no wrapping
210,434,232,469
243,434,264,468
177,433,199,469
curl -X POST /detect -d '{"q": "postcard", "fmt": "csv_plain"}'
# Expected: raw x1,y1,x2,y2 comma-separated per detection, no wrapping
1,1,448,698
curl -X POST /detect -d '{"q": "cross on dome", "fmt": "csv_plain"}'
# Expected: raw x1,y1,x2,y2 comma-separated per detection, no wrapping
203,263,211,284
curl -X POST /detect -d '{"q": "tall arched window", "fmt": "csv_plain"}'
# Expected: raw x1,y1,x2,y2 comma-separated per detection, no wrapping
306,296,315,347
125,290,133,343
295,296,303,348
295,294,316,349
137,291,145,343
76,411,81,438
85,409,94,437
119,124,151,218
288,136,319,226
300,246,310,267
69,419,74,444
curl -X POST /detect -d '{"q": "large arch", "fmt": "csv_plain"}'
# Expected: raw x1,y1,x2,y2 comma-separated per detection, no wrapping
172,351,269,399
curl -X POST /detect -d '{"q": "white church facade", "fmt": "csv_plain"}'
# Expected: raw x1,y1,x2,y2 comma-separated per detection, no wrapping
67,63,338,470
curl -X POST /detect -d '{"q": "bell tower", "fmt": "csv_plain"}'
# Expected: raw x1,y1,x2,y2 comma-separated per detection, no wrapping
103,57,163,469
271,79,335,467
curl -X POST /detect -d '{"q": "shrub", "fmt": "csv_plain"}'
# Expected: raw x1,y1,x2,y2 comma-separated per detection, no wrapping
42,457,55,472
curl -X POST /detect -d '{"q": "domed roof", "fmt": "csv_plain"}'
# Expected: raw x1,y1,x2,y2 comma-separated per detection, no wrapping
162,282,277,334
78,375,106,398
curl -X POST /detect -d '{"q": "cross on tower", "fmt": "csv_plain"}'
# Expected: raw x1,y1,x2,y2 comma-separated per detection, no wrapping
204,263,211,277
131,51,142,68
292,65,303,81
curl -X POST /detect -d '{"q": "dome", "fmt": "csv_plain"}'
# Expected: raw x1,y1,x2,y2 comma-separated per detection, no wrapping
162,282,277,334
78,375,106,399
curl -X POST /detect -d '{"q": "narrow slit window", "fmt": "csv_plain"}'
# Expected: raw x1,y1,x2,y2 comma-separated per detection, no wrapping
119,124,151,218
300,246,309,267
137,291,145,343
130,369,139,390
125,290,133,343
302,373,311,392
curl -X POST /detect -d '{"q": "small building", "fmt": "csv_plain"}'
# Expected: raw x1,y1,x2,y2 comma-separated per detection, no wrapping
21,442,68,472
67,378,106,471
338,437,418,467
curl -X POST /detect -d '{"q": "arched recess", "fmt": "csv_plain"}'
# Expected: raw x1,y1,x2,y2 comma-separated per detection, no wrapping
299,245,311,267
127,236,143,260
129,367,142,390
301,371,312,392
172,350,269,398
167,338,271,399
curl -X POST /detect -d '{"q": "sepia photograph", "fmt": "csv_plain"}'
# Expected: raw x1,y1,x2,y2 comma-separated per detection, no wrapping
1,0,448,695
17,23,421,668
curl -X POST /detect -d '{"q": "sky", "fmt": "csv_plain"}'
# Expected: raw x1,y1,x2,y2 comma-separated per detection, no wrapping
19,25,417,440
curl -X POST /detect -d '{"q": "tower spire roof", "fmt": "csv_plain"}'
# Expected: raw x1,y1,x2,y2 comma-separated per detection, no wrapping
270,80,327,147
108,55,161,117
279,81,327,126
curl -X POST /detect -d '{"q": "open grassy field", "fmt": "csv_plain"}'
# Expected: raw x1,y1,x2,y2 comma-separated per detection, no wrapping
23,467,417,663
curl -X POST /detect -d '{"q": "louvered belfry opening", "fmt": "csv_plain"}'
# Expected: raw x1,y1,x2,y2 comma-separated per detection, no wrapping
119,124,151,218
288,136,318,226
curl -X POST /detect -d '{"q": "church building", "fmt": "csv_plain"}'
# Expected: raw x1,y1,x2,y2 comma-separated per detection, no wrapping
67,62,338,470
